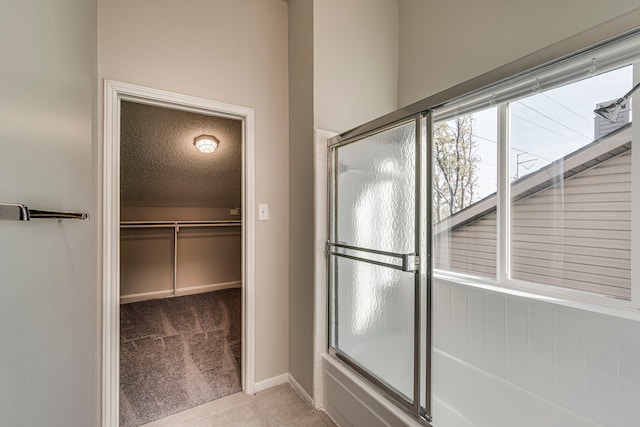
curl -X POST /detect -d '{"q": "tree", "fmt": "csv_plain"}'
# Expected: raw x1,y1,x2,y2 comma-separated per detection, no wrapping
433,115,479,222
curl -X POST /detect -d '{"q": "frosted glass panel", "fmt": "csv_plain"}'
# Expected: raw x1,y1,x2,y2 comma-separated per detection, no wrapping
336,257,415,400
336,121,415,254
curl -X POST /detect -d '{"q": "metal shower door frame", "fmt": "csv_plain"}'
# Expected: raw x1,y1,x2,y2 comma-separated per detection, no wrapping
327,112,432,424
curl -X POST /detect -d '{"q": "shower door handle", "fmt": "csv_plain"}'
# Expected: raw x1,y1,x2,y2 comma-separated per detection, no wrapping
326,241,419,272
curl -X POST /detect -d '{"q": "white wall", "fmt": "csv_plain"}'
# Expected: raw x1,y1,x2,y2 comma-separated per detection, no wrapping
314,0,399,133
398,0,640,107
0,1,99,426
99,0,290,383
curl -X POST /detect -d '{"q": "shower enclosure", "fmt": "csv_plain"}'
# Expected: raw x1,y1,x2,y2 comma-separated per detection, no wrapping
327,114,431,423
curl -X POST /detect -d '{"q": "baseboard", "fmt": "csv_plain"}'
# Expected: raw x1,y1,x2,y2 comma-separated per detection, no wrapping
176,280,242,296
289,374,314,407
120,280,242,304
253,373,289,393
120,290,173,304
253,373,315,408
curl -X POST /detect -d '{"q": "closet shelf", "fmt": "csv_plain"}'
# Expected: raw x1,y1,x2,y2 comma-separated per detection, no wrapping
120,220,241,229
120,219,242,298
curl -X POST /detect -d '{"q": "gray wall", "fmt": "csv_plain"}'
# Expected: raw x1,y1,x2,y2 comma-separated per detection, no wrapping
0,1,99,426
397,0,640,106
288,0,316,396
287,0,400,399
99,0,290,383
437,149,632,298
314,0,399,133
511,150,631,298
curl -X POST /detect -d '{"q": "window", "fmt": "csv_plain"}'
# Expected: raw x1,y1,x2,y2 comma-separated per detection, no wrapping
433,107,498,278
509,66,632,299
432,37,638,301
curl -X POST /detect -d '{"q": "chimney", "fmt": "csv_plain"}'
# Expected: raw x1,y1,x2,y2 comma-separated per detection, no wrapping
594,98,630,139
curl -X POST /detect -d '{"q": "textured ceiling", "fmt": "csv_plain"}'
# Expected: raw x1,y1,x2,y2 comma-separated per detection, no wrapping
120,101,242,208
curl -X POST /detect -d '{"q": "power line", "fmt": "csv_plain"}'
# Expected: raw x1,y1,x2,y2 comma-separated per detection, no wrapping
471,134,497,144
541,93,592,125
514,101,592,140
479,160,497,167
511,112,579,143
442,124,553,163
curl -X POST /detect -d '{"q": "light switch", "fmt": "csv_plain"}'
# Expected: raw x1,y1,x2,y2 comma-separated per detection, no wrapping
258,204,270,221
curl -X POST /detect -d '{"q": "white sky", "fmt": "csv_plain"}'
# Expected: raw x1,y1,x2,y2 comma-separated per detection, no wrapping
463,65,633,201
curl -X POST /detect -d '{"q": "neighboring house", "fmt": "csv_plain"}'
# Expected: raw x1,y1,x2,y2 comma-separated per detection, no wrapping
435,124,632,299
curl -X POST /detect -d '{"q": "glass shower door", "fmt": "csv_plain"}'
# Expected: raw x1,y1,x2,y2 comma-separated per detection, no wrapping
328,117,428,419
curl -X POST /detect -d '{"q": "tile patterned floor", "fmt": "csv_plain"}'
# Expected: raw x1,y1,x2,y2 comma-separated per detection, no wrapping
141,383,338,427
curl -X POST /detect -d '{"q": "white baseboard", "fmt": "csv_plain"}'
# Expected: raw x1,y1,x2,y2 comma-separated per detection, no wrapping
120,290,173,304
120,280,242,304
252,373,315,408
289,374,314,407
253,373,289,393
176,280,242,296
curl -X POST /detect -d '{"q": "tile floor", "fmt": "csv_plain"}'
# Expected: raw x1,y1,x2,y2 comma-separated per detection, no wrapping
141,383,338,427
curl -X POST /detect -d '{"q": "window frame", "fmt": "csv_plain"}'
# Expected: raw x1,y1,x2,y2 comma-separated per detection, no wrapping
431,44,640,317
328,24,640,320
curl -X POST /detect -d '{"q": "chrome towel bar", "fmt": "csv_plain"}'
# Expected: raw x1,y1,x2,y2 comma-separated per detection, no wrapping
0,203,89,221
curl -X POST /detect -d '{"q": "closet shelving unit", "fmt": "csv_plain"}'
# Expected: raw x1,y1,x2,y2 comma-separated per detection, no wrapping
120,219,241,298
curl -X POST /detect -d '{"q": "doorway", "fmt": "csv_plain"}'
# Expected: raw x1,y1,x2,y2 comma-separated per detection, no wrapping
102,81,256,427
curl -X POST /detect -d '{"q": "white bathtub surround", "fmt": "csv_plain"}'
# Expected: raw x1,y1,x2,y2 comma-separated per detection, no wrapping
433,280,640,427
313,129,337,409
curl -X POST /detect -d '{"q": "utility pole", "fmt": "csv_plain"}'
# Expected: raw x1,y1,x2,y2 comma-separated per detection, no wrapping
516,152,537,180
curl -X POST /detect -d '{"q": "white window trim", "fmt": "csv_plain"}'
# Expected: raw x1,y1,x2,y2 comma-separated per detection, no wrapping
432,54,640,320
631,64,640,305
434,269,640,322
497,103,510,284
432,33,640,122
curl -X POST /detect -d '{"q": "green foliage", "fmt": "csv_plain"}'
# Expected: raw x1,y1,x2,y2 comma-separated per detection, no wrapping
433,115,479,221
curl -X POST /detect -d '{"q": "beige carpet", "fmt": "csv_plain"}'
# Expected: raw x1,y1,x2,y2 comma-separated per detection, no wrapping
119,289,241,427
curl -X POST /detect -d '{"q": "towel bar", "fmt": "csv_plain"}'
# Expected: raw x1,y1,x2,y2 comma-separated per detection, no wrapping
0,203,89,221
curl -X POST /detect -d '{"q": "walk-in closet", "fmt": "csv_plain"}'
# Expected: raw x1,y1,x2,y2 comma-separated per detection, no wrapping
118,101,243,427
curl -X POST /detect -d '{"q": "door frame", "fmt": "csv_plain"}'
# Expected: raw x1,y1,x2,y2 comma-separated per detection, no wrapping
102,80,256,426
326,115,431,423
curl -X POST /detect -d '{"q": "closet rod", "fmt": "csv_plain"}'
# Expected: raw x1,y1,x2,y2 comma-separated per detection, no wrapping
0,203,89,221
120,220,241,229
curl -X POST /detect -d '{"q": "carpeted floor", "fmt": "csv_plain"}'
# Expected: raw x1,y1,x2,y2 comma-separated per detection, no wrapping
119,289,241,427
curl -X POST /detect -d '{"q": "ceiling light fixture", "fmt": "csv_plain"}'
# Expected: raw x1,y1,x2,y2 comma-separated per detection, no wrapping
194,134,219,154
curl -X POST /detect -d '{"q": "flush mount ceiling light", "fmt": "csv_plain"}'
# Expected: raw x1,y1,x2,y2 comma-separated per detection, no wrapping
194,134,219,154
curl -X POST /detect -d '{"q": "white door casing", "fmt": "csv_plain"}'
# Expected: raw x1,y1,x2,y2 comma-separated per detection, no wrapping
102,80,256,427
